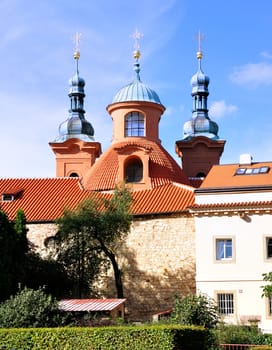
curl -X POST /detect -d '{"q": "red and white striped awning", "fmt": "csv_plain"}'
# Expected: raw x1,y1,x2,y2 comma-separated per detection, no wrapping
59,299,126,312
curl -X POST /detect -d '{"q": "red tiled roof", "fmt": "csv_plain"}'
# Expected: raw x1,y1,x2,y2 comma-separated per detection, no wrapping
131,183,195,215
84,140,190,191
0,178,91,221
59,299,126,312
0,179,194,222
200,162,272,189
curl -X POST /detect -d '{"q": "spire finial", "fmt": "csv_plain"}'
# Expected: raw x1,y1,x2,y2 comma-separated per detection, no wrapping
196,30,204,60
73,32,82,60
131,28,143,61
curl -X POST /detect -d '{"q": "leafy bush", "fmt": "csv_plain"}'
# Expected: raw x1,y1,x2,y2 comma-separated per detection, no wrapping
0,325,216,350
170,293,220,329
215,324,272,346
0,287,67,328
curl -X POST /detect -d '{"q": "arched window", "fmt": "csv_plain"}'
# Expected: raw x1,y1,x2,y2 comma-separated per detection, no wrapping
125,158,143,183
125,112,145,137
69,172,79,177
196,172,206,178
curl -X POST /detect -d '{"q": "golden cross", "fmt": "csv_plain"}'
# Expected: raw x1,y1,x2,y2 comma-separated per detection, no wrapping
131,28,143,51
73,32,82,52
197,30,204,52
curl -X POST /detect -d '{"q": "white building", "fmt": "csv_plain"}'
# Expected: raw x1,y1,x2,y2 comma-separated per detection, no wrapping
192,155,272,332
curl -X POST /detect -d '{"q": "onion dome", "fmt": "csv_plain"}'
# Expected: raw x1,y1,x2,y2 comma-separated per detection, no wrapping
182,48,219,140
53,47,95,143
111,49,162,105
190,51,210,95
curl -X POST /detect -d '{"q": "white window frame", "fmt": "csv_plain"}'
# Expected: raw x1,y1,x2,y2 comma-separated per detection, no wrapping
214,236,235,263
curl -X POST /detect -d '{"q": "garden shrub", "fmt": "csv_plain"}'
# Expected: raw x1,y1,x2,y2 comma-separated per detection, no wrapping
215,324,272,346
0,287,67,328
0,324,216,350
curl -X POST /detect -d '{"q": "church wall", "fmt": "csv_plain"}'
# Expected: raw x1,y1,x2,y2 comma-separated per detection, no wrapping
100,214,196,321
27,223,57,258
26,214,196,322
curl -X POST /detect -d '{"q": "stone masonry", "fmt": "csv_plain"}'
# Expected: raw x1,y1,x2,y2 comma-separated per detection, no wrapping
27,213,196,321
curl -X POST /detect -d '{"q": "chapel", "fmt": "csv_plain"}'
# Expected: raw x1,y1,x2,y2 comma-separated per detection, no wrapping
1,35,271,326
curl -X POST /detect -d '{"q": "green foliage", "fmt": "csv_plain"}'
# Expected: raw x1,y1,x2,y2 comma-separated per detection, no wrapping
261,272,272,297
14,208,28,254
0,287,67,328
54,184,132,298
0,325,216,350
0,208,71,302
23,252,72,298
215,324,272,345
0,210,18,301
170,293,220,329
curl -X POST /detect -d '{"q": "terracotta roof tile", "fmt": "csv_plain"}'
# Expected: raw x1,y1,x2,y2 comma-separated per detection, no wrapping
131,183,195,215
84,140,189,191
0,178,91,221
0,179,194,222
200,162,272,189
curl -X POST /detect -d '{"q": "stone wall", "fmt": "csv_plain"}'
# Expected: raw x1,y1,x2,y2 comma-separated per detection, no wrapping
26,213,196,321
27,223,57,257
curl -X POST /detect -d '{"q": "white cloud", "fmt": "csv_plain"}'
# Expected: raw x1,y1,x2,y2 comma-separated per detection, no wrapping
230,62,272,87
260,51,272,59
209,100,237,119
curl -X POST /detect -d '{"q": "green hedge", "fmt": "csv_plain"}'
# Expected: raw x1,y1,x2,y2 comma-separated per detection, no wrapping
0,325,216,350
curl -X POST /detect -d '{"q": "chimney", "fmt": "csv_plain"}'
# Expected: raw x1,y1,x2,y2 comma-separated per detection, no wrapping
239,154,252,165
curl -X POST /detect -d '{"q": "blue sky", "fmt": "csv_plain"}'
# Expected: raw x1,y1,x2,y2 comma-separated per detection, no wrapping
1,0,272,177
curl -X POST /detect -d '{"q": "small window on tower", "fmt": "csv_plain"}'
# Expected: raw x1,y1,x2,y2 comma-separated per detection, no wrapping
125,112,145,137
69,172,79,178
196,172,206,178
125,158,143,183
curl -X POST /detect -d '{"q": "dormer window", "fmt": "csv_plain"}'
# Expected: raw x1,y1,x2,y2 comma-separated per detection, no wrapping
125,158,143,183
235,166,270,175
1,188,23,202
125,112,145,137
2,194,14,202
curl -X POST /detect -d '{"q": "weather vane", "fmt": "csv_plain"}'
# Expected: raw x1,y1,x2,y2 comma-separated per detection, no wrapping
73,32,82,60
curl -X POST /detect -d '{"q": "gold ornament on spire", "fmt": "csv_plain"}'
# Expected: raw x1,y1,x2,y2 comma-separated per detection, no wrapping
131,28,143,60
73,32,82,60
196,30,204,60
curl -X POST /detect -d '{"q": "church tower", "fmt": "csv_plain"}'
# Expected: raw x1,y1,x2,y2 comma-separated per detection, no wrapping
84,31,189,191
49,34,101,181
175,34,225,180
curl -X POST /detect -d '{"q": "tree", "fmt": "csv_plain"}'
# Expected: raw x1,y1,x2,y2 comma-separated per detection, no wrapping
0,287,67,328
261,272,272,297
0,210,18,301
54,184,132,298
170,293,220,328
14,208,29,255
23,252,72,298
